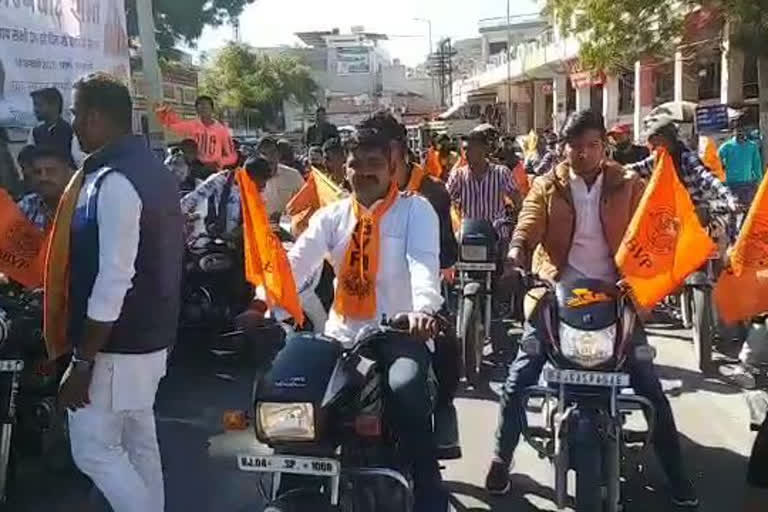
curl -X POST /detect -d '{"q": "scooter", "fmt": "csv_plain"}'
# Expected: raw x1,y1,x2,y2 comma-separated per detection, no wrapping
518,275,656,512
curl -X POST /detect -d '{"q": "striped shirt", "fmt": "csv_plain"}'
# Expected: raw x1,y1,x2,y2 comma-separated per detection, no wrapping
446,161,518,222
626,149,740,242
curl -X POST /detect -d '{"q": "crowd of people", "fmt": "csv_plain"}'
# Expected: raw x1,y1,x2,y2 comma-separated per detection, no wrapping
1,71,768,512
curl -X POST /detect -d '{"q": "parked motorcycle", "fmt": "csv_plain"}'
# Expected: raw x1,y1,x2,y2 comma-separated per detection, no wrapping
0,284,69,505
454,210,517,383
234,314,455,511
518,275,656,512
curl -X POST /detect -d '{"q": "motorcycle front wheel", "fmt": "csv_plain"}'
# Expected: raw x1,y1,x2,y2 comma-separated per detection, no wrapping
691,287,714,373
461,295,483,384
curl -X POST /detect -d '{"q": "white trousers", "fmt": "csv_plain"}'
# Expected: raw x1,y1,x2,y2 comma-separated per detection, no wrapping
68,349,168,512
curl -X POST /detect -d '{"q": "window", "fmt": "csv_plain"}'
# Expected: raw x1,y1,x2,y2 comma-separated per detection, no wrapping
162,84,176,101
744,54,759,99
697,57,721,100
488,41,508,55
618,71,635,115
654,64,674,104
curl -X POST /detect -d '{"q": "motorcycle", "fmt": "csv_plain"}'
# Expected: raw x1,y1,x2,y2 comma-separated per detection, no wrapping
681,253,722,373
234,314,455,511
454,210,517,383
180,233,252,339
0,284,69,505
518,275,656,512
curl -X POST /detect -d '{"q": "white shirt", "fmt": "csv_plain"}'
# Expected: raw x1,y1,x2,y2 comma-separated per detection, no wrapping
264,164,305,218
562,171,618,284
77,171,142,322
288,194,443,345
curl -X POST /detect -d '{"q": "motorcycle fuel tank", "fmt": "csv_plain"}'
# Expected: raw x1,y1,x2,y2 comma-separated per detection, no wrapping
255,333,342,405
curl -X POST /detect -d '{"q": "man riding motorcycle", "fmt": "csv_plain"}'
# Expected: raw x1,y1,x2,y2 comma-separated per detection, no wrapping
487,110,698,507
270,114,449,511
447,125,521,224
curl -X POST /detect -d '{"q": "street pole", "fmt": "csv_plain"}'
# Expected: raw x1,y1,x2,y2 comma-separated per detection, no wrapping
506,0,512,133
414,18,436,106
136,0,165,151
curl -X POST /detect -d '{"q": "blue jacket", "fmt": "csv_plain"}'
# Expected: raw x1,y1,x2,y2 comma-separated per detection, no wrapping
718,137,763,185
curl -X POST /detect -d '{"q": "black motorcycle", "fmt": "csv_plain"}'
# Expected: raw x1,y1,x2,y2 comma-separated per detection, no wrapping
454,209,517,383
0,284,68,505
179,233,252,341
235,315,455,511
518,275,656,512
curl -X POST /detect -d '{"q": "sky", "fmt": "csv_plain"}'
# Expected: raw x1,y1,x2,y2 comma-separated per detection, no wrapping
195,0,542,67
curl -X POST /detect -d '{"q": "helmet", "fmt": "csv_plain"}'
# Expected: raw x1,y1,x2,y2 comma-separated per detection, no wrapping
642,103,688,140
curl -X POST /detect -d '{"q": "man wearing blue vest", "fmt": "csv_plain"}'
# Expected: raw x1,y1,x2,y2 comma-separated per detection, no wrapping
57,73,183,512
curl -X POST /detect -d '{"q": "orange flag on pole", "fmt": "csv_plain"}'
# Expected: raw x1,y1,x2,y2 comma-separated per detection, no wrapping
285,168,344,235
425,148,443,179
615,149,716,310
699,136,726,182
511,161,530,197
236,169,304,325
714,173,768,323
0,190,46,288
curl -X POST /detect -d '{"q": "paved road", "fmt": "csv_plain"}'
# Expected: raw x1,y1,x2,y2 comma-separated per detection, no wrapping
9,323,758,511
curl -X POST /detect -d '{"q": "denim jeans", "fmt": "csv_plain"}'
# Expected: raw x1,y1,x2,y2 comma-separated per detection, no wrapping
374,335,447,511
494,307,689,488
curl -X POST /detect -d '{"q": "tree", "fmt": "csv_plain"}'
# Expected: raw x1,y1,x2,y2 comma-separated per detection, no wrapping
545,0,768,157
125,0,256,54
200,43,318,128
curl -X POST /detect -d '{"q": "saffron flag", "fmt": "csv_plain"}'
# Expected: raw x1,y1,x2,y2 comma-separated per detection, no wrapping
714,172,768,323
699,136,726,182
425,148,443,179
615,149,716,310
512,161,530,197
0,189,46,289
285,168,344,235
237,169,304,325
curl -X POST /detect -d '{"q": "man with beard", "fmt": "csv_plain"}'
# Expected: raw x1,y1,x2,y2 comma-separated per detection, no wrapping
608,123,649,165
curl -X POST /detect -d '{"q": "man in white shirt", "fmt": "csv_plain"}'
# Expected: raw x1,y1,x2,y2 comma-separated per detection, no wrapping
58,73,183,512
257,135,305,220
285,116,448,511
488,110,698,507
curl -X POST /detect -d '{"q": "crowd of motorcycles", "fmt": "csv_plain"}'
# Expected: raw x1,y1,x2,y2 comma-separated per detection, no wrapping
0,147,759,512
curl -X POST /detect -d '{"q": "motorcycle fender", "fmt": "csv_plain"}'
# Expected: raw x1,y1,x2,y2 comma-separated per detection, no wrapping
462,281,483,298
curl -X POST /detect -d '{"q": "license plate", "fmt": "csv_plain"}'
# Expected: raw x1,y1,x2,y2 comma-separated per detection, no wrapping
0,360,23,372
456,262,496,272
237,454,340,477
544,368,629,387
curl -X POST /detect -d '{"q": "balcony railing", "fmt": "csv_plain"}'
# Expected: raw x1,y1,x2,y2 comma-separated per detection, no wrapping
478,13,546,31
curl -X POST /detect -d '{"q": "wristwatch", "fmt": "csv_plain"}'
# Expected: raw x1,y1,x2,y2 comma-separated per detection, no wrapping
71,354,94,372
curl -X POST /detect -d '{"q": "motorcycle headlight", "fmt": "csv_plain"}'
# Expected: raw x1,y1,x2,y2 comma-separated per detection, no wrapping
460,244,487,261
256,402,315,441
558,323,616,368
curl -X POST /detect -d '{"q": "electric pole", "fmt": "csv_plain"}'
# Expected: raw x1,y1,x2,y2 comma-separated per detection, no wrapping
136,0,165,151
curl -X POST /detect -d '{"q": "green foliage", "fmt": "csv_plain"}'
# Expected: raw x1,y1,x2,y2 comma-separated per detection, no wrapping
200,43,318,127
545,0,688,71
125,0,256,53
721,0,768,57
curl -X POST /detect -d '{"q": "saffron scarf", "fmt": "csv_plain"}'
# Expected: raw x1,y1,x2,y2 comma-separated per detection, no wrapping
334,184,399,320
43,170,84,360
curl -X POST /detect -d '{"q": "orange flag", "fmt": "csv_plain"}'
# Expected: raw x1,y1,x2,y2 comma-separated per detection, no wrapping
425,148,443,179
285,168,344,235
714,173,768,323
615,149,716,310
511,161,530,197
236,169,304,325
699,136,726,182
0,190,46,288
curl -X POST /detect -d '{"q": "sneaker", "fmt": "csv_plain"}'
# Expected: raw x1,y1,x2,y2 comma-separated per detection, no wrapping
732,364,757,390
485,459,511,495
671,480,699,508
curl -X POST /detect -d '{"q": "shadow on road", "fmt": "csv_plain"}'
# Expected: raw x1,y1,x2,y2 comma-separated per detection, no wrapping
447,474,561,512
655,363,742,397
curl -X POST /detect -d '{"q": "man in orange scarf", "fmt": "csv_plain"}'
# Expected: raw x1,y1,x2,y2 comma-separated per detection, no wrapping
283,113,449,511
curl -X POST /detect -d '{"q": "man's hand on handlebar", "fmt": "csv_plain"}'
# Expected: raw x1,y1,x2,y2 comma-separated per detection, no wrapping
503,246,526,279
406,312,438,341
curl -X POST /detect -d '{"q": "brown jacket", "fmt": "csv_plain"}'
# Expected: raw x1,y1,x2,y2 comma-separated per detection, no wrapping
512,160,646,282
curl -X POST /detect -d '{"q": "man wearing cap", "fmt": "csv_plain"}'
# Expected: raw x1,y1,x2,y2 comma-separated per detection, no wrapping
608,123,649,165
